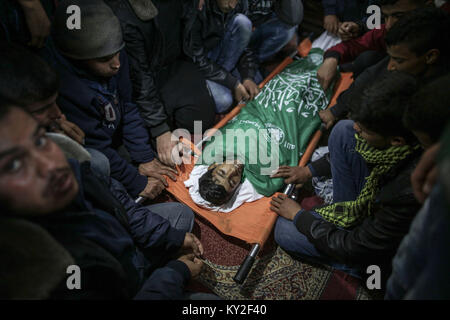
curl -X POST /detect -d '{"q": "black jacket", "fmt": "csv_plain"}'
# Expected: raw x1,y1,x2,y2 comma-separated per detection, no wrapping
330,58,450,120
247,0,304,27
33,160,189,299
106,0,187,137
183,0,259,89
296,148,422,274
330,56,389,120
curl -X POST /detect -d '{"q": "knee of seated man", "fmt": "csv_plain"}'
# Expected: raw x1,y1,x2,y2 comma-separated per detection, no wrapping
274,216,295,248
214,91,234,114
172,203,195,232
232,13,252,36
328,119,357,153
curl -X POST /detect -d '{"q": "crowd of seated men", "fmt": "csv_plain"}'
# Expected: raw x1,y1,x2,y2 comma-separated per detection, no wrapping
0,0,449,300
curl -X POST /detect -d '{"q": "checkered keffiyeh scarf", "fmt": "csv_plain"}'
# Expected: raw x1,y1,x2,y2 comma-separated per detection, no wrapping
316,134,420,228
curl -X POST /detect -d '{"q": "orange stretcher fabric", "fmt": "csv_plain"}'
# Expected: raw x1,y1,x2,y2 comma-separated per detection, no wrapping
165,39,353,246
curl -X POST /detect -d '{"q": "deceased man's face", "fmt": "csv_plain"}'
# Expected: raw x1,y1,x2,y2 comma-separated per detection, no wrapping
208,162,243,194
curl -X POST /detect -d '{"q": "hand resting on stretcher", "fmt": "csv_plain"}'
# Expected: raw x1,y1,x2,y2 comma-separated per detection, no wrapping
185,34,341,212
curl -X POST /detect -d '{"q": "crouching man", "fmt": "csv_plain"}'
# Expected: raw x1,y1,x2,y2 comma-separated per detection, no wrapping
0,43,111,178
45,0,177,200
0,104,217,299
271,72,423,286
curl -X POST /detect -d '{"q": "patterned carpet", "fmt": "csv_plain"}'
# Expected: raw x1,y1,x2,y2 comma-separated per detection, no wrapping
198,246,334,300
158,179,379,300
188,212,377,300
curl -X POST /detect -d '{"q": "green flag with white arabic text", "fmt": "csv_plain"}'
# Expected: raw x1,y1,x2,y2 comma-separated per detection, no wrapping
198,48,335,196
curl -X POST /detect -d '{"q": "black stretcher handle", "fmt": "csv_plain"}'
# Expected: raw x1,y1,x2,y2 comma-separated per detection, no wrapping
233,243,260,284
233,182,297,284
233,255,255,284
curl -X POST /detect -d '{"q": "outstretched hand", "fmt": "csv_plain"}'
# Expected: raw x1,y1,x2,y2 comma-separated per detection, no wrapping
242,79,260,100
234,82,251,102
319,109,336,130
54,114,86,145
178,253,204,278
323,15,340,35
317,57,338,91
270,194,302,220
156,131,179,168
338,21,360,41
182,232,204,257
139,177,165,199
139,158,178,184
271,166,312,186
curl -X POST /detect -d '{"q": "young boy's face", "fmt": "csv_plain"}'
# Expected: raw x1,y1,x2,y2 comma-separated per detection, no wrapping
82,52,121,79
387,43,432,76
26,92,63,129
0,107,78,216
216,0,238,13
353,122,407,149
353,122,391,149
382,0,424,31
208,162,243,194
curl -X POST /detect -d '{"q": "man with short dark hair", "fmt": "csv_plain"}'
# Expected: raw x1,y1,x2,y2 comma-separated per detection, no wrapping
245,0,304,63
317,0,432,92
320,6,450,130
386,74,450,299
184,0,260,113
198,162,244,205
0,43,81,143
45,0,178,200
0,43,111,177
403,74,450,149
104,0,217,168
0,104,214,299
384,8,450,76
272,72,422,284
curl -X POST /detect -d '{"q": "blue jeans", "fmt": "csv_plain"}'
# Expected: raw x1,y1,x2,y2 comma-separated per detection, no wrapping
275,212,363,279
144,203,222,300
249,13,297,63
274,120,371,278
137,202,195,271
206,14,252,113
143,202,194,234
329,120,370,202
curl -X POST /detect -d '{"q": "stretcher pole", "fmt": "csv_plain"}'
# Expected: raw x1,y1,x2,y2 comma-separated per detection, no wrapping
233,243,261,284
232,52,302,285
138,39,316,281
232,43,317,285
194,50,299,156
233,182,297,284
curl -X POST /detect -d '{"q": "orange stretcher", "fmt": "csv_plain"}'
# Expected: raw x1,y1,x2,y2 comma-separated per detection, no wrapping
164,38,354,283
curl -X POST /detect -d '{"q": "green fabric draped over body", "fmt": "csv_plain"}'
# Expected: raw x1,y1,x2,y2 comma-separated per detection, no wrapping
197,48,334,196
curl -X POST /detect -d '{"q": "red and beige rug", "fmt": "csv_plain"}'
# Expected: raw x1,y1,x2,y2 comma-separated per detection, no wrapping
189,213,377,300
157,166,380,300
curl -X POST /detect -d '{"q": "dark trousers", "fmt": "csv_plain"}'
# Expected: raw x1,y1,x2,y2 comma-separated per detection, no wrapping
158,60,216,133
274,120,369,278
328,119,370,202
